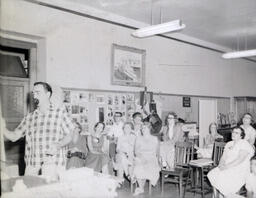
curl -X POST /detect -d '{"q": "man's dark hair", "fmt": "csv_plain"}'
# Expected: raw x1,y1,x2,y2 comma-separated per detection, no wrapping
114,112,122,117
132,112,143,120
232,126,245,139
34,82,52,97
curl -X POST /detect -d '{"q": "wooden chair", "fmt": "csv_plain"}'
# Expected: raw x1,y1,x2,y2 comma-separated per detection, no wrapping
212,141,226,166
160,141,194,198
185,141,226,198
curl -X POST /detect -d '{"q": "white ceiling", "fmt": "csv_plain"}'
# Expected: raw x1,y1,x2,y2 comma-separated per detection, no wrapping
67,0,256,52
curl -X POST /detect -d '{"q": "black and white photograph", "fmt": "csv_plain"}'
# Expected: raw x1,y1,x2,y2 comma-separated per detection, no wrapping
71,105,80,114
96,94,105,104
79,92,89,103
63,90,71,103
1,0,256,198
107,95,113,105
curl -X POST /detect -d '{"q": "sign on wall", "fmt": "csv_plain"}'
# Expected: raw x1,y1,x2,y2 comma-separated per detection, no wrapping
183,97,191,107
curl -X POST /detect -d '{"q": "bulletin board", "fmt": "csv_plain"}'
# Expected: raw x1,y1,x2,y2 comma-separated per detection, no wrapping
62,88,140,134
61,87,232,133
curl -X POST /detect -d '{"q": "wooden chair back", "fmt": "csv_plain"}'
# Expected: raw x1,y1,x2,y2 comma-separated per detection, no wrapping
174,141,194,167
212,141,226,166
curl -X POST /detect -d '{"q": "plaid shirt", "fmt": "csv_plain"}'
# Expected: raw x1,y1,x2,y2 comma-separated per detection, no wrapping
15,104,75,167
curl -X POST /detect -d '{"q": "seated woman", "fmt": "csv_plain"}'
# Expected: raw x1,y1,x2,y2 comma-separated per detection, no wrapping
159,112,184,169
196,122,223,158
115,122,136,180
66,122,88,169
132,121,160,196
240,113,256,147
84,122,109,174
207,126,254,197
246,156,256,198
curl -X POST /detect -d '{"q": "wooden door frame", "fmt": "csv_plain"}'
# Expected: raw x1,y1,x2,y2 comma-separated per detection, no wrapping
1,36,39,93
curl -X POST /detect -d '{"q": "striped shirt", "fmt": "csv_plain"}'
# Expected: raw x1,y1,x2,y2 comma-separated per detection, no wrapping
14,104,75,167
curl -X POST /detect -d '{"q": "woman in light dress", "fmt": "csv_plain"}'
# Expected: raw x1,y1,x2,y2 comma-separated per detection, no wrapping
115,122,136,180
159,112,184,169
196,122,223,158
207,126,254,197
132,121,160,196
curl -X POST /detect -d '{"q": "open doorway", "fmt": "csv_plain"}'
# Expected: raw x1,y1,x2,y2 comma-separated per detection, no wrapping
0,38,37,175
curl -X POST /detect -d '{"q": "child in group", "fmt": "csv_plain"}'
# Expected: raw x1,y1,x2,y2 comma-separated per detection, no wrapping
246,156,256,198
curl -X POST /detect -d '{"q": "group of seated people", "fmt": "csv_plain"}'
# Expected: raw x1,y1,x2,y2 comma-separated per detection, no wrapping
207,113,256,198
66,111,256,197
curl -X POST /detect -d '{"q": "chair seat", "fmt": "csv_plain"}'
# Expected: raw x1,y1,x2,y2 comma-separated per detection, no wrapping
189,158,213,167
161,167,189,176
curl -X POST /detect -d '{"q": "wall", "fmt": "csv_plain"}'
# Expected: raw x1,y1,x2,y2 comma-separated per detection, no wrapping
1,0,256,98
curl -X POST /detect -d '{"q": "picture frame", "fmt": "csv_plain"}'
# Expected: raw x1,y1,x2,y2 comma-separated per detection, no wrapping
111,44,146,87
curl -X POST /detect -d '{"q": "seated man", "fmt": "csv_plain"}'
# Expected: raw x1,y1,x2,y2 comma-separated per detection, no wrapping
106,112,124,174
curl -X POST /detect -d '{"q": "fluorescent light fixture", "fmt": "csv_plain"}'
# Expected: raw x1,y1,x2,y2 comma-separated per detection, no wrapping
222,49,256,59
132,19,185,38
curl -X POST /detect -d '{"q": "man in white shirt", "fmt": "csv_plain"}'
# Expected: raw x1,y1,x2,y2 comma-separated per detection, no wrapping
3,82,74,176
107,112,124,174
108,112,124,139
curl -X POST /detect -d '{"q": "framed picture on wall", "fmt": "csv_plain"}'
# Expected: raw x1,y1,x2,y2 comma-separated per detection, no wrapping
111,44,146,87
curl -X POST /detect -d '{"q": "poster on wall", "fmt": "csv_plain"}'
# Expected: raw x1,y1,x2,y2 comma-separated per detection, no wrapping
106,105,114,126
97,107,105,123
126,103,135,122
79,92,89,103
63,90,71,103
89,93,95,102
107,95,113,105
127,94,135,102
70,92,80,104
111,44,145,87
96,95,105,104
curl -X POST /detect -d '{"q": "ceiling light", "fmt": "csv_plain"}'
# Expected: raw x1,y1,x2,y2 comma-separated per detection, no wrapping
132,19,185,38
222,49,256,59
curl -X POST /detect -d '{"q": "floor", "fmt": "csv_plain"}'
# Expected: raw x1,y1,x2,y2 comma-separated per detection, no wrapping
116,179,213,198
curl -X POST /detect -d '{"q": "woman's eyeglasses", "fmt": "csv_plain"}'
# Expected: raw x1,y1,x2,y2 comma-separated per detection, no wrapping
232,131,240,135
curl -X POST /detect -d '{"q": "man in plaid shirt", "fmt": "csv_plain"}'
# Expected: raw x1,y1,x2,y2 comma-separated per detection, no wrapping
3,82,75,175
